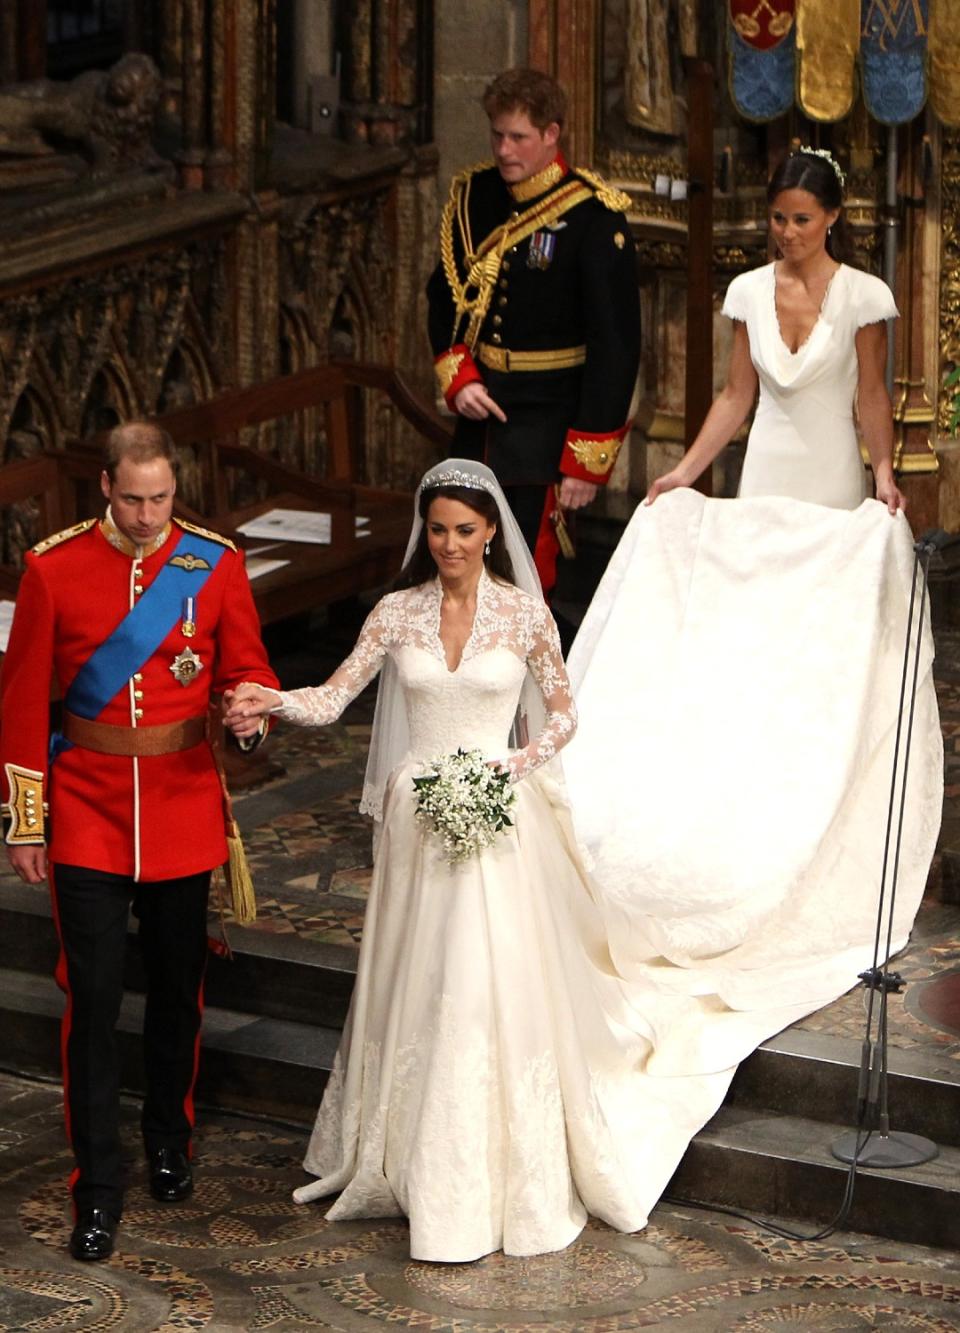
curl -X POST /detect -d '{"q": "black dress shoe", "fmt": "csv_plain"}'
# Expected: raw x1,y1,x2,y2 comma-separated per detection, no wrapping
147,1147,193,1202
69,1208,118,1261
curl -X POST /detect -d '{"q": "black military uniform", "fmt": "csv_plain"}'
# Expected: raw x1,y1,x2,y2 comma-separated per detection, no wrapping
427,153,641,591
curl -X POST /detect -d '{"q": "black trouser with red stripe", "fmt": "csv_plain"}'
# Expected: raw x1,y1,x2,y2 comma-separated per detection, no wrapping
49,863,211,1220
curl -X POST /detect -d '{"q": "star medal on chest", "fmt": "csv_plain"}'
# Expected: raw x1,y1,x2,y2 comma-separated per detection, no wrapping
170,646,203,686
527,229,556,270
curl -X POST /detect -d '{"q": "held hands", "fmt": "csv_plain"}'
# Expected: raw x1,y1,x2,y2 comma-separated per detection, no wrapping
223,683,278,740
453,382,507,423
7,844,47,885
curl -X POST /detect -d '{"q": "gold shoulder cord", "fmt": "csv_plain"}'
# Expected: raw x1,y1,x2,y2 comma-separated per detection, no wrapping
573,166,632,213
442,176,595,351
440,162,491,346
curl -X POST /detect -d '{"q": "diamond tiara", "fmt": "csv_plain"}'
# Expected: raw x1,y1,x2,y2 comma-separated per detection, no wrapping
795,145,846,190
421,467,498,495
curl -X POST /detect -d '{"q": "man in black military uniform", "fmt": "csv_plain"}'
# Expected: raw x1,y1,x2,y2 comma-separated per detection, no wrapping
427,67,641,593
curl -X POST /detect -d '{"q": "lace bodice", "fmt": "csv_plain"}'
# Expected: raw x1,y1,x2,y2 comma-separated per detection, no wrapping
272,572,576,782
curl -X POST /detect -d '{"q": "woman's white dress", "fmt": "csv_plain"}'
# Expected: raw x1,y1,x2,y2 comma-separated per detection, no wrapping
724,262,898,508
277,573,675,1261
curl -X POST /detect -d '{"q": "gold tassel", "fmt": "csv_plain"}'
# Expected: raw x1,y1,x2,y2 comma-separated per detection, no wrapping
552,485,577,560
224,816,257,924
209,710,258,928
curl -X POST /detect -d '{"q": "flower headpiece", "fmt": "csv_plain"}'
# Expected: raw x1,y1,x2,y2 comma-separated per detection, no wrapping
795,145,846,190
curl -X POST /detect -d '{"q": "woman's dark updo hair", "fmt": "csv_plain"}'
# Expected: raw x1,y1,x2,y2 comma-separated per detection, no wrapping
393,484,516,590
767,150,853,265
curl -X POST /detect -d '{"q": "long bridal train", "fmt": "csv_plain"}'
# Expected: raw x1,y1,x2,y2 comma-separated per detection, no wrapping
565,488,941,1066
290,489,941,1261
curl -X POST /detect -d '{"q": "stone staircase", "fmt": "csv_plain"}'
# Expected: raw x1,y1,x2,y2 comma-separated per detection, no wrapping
2,878,959,1248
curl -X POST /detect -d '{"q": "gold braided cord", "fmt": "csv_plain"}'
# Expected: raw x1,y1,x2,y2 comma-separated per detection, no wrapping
571,166,632,213
441,175,595,350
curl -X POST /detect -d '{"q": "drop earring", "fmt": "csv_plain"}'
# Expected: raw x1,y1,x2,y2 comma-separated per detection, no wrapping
484,539,491,557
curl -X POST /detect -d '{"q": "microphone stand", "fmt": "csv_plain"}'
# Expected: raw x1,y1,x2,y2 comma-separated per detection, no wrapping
831,531,950,1169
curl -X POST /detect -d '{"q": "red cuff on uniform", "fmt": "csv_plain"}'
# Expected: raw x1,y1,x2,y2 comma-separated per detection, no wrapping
434,345,483,411
559,424,630,484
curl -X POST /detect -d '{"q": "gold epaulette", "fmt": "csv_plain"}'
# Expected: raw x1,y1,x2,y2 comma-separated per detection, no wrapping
573,166,632,214
175,517,237,552
30,519,97,557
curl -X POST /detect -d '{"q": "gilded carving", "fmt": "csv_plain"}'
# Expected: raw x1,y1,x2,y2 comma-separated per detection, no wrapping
938,130,960,434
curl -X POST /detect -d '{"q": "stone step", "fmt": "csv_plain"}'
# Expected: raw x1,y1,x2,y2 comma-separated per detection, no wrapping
669,1105,960,1251
7,962,955,1251
5,888,959,1151
0,883,358,1030
727,1027,960,1150
0,965,335,1124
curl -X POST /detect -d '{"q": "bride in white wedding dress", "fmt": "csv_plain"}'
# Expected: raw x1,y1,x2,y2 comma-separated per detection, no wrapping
224,454,941,1264
225,460,664,1261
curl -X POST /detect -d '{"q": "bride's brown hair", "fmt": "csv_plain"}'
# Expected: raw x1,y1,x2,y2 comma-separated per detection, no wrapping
393,485,516,590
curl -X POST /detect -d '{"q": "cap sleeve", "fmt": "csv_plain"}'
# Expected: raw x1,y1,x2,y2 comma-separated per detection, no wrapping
721,271,751,323
853,271,899,327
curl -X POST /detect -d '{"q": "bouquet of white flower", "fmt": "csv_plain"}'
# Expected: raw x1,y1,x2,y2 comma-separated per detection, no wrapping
413,747,517,864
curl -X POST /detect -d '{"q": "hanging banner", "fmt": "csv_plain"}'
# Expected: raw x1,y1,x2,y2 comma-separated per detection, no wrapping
728,0,796,122
860,0,928,126
929,0,960,127
797,0,860,122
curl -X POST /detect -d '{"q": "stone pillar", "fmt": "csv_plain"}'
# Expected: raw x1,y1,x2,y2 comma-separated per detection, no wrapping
205,0,235,191
433,0,527,190
177,0,206,190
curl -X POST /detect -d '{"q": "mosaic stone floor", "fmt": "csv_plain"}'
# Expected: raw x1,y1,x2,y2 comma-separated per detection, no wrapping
1,1070,959,1332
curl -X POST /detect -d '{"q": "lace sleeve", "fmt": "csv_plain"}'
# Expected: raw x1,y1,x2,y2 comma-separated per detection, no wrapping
507,603,578,782
274,601,390,727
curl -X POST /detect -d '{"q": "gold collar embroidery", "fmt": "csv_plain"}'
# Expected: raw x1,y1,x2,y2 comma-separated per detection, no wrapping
509,157,566,203
100,508,172,560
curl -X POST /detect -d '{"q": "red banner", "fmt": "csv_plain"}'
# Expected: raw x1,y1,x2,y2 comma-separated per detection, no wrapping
730,0,796,51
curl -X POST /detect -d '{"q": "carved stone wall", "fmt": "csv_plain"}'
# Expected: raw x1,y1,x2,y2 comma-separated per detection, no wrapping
0,228,234,562
0,0,440,570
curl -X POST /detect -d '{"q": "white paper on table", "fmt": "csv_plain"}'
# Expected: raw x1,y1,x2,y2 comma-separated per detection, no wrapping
245,557,292,581
0,599,15,653
237,509,332,544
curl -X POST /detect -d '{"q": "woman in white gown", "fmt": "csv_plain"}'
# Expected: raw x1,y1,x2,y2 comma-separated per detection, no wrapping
224,458,941,1263
223,461,669,1262
646,147,905,514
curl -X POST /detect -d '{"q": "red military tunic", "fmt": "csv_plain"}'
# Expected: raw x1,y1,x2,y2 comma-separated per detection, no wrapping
0,514,279,881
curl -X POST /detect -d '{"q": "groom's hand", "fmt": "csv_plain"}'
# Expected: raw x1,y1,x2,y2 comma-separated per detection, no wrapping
558,477,597,510
454,382,507,422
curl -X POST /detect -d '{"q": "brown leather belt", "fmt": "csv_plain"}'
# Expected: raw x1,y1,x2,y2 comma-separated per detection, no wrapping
63,711,208,757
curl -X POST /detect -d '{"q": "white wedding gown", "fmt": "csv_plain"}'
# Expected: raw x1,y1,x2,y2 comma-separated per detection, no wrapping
278,496,941,1264
276,572,670,1261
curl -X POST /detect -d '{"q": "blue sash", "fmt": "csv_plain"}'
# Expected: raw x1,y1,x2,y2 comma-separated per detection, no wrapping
62,530,225,725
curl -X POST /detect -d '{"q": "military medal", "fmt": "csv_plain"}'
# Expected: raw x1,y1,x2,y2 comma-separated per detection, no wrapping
170,646,203,686
527,230,556,270
181,596,196,638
